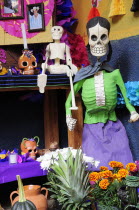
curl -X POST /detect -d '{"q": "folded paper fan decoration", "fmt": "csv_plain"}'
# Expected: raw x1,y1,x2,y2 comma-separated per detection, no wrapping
130,0,139,12
108,0,126,18
87,0,100,21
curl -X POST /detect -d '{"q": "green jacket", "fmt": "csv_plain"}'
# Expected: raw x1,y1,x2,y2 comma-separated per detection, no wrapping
65,69,135,124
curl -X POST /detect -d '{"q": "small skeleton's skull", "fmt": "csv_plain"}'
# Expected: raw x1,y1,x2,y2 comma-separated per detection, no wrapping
88,23,109,58
18,50,37,75
20,137,39,160
26,142,38,160
51,26,63,41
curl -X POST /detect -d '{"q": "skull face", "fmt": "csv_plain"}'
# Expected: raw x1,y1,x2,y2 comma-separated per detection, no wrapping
21,139,38,160
18,50,37,75
51,26,63,41
88,23,109,58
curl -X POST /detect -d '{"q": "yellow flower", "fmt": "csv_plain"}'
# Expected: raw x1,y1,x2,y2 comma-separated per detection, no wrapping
89,172,100,182
126,163,137,172
109,161,124,168
100,170,113,179
113,173,121,181
99,179,110,189
100,166,108,171
118,169,129,178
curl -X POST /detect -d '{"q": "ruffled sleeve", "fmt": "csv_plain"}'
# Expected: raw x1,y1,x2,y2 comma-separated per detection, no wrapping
115,69,136,113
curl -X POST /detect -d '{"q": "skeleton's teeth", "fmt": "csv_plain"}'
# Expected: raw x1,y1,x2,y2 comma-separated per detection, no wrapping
92,47,106,54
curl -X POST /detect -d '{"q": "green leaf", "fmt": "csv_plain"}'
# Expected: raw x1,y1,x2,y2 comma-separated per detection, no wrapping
51,163,66,178
54,174,70,188
46,149,92,209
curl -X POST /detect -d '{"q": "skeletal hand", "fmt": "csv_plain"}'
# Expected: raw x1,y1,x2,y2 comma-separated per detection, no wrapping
129,111,139,123
66,115,77,131
67,64,78,77
67,68,74,77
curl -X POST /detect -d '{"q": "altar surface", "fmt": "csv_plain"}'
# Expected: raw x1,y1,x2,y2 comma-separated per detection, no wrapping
0,161,46,184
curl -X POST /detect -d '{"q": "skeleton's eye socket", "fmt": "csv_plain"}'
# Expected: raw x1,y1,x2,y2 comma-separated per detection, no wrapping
54,28,56,31
34,149,37,152
22,61,28,67
58,28,60,31
91,35,97,41
101,34,107,41
32,61,36,66
28,149,32,153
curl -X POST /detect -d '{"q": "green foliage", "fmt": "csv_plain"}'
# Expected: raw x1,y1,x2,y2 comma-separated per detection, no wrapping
91,179,124,209
46,149,92,210
92,183,121,208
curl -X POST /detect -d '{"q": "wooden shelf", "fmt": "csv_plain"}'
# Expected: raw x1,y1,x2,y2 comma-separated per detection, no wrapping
0,75,83,149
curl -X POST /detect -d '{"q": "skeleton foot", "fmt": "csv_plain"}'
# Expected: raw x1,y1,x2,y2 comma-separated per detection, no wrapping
37,74,47,93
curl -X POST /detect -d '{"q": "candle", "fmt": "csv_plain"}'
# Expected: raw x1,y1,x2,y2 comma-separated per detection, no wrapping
9,153,18,164
21,23,28,49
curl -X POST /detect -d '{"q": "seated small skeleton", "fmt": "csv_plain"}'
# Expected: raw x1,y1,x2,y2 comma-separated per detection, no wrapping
41,26,77,76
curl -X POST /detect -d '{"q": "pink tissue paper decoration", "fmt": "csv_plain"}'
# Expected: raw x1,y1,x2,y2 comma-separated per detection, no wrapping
0,0,54,39
68,33,90,68
0,48,6,63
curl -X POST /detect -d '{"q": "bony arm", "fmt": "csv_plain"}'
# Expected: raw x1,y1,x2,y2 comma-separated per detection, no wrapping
65,44,72,66
41,60,48,74
65,44,78,76
41,44,50,74
66,115,77,131
129,111,139,123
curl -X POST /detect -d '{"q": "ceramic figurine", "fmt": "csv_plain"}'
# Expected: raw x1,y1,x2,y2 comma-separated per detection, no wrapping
65,16,139,169
18,49,38,75
10,183,48,210
20,136,39,160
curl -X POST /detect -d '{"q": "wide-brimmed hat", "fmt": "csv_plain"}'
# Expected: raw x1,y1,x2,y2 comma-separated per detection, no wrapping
31,6,39,12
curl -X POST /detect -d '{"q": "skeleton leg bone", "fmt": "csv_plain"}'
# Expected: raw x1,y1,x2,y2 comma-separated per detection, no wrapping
37,63,47,93
68,70,78,110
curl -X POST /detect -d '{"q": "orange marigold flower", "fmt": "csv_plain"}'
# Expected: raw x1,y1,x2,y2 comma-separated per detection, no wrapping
126,163,137,172
99,179,110,189
118,169,129,178
89,172,100,182
109,161,124,168
113,173,122,181
100,166,108,171
100,170,113,179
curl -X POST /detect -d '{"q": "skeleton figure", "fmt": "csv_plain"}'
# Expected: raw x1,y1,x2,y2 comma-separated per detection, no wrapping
37,26,78,95
65,17,139,169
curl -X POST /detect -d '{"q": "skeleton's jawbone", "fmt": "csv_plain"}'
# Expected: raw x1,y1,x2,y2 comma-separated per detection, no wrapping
90,48,107,58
